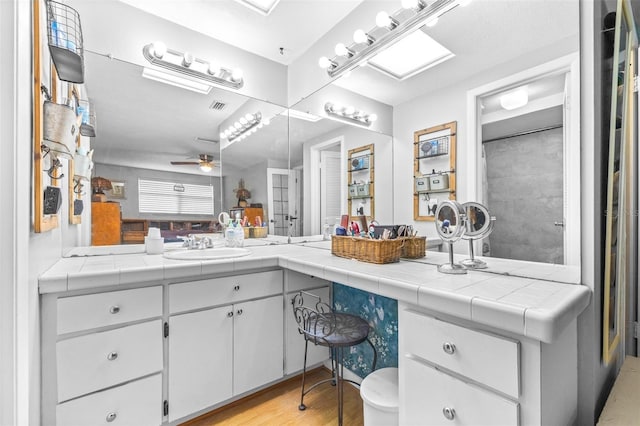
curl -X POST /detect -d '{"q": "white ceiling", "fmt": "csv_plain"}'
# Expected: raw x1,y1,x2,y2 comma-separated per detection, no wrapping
118,0,364,65
82,0,579,175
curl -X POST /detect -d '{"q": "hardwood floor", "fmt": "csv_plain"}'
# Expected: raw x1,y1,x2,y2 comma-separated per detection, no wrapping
183,368,364,426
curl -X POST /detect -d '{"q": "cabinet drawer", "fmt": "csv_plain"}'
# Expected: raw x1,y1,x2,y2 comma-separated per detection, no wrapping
285,270,330,293
170,270,283,314
57,286,162,334
57,320,163,402
402,357,519,425
57,373,162,426
402,309,519,398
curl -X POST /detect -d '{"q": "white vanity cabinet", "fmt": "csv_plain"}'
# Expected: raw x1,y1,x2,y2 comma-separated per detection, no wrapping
399,306,579,426
167,270,284,422
41,286,164,426
284,271,331,375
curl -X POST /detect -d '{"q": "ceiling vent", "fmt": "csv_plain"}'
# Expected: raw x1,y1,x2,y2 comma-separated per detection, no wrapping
209,100,226,111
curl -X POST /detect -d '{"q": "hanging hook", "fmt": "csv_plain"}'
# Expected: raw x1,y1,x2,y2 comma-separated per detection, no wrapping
73,178,84,194
45,158,64,180
40,144,51,158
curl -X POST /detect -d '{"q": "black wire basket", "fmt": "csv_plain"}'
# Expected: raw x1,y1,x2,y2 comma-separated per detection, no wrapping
46,0,84,83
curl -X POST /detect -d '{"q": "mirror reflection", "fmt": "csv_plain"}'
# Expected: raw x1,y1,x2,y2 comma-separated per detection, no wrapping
67,0,581,283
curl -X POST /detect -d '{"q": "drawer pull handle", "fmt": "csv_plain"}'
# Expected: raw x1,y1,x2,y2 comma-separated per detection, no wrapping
109,306,120,314
234,285,240,291
442,342,456,355
227,311,234,317
236,309,243,316
106,412,117,422
442,407,456,421
107,352,118,361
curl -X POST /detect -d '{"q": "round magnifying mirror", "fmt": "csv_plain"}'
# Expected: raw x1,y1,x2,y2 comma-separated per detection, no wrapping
461,202,495,269
434,200,467,274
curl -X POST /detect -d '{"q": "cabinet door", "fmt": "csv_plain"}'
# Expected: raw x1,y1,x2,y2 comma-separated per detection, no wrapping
284,287,331,375
233,295,284,395
168,306,233,422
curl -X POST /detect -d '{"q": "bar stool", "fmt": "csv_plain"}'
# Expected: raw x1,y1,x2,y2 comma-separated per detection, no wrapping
292,291,377,426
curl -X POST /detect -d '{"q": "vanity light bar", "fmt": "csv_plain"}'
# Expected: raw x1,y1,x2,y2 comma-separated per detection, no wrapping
142,42,244,90
324,102,377,126
319,0,462,79
221,112,266,143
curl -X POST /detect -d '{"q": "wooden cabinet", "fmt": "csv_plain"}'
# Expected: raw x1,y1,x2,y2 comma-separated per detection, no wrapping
229,207,264,226
41,286,164,425
168,271,284,423
399,305,578,426
121,219,148,244
91,202,121,245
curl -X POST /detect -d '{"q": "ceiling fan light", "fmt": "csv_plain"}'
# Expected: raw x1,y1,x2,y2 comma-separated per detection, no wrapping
199,163,213,172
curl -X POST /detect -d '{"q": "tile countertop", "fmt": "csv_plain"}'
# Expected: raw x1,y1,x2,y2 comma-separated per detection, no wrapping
40,242,591,344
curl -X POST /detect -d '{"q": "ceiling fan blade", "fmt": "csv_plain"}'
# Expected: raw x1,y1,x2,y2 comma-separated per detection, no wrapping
171,161,199,165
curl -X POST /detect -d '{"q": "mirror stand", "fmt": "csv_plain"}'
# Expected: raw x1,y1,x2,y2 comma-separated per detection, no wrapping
461,239,487,269
438,243,467,274
435,200,467,275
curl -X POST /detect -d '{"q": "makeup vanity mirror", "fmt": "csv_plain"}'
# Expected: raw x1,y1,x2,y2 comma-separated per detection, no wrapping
460,201,494,269
435,200,466,274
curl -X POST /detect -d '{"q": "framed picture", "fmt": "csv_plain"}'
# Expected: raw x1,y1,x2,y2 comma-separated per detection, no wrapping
109,181,126,199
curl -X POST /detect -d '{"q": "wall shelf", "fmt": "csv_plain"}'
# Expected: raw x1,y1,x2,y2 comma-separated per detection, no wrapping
347,144,374,220
413,121,457,221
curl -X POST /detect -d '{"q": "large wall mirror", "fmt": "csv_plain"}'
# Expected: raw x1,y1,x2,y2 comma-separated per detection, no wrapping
62,0,584,287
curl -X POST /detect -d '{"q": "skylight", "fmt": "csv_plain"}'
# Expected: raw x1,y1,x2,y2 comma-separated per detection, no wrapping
233,0,281,16
368,30,454,81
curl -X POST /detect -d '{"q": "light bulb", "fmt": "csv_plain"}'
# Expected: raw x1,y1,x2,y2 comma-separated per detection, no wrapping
239,117,248,125
334,43,351,57
245,113,254,122
318,56,331,68
257,123,264,129
425,16,439,27
376,11,397,29
182,52,194,67
234,122,242,130
199,163,213,172
368,113,378,122
344,105,355,116
231,68,243,81
264,118,271,126
151,41,167,59
332,103,343,113
219,132,226,139
250,128,258,134
207,62,220,76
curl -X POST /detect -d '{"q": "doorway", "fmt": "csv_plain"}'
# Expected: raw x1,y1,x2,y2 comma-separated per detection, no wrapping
307,136,344,235
467,54,580,267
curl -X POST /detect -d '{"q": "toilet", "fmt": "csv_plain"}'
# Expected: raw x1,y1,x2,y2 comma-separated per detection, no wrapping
360,367,399,426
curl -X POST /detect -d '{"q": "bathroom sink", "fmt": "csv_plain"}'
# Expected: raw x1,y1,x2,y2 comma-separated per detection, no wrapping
163,247,251,260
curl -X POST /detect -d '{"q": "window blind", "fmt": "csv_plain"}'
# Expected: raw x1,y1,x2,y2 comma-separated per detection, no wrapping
138,179,214,215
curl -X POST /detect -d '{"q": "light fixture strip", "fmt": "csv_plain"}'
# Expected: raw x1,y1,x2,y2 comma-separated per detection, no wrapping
324,103,376,127
142,44,244,89
326,0,457,78
227,112,263,143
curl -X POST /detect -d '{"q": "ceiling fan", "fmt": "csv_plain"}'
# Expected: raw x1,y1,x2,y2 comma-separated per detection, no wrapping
170,154,217,172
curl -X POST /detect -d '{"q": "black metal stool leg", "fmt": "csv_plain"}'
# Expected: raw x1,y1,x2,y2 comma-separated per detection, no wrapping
367,338,377,372
298,339,309,410
337,346,344,426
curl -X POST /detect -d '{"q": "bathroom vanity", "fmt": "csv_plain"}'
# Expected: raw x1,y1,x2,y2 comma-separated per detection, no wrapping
39,243,590,425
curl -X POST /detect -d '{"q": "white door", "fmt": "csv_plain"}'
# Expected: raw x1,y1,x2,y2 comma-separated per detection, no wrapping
284,286,331,375
168,307,233,422
233,295,284,395
267,168,290,236
320,151,341,231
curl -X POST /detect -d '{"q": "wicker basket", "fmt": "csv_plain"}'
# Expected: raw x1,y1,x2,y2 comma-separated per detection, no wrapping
331,235,403,264
400,236,426,259
250,226,268,238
